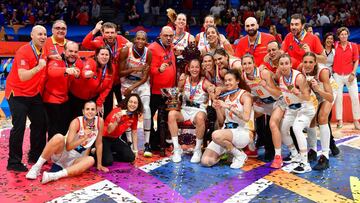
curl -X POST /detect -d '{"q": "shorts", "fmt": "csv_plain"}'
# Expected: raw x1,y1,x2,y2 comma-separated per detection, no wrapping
253,101,276,115
181,107,206,124
51,149,83,168
206,127,251,155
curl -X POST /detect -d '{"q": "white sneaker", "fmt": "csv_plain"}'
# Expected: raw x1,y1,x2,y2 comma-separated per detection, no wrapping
172,148,183,163
230,151,247,169
190,149,202,163
26,166,41,180
292,162,312,174
283,153,301,164
41,171,58,184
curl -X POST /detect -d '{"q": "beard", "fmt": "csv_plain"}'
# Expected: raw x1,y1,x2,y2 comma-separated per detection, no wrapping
247,29,258,37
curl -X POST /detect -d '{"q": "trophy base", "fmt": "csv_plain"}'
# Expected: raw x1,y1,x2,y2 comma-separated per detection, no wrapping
165,103,181,111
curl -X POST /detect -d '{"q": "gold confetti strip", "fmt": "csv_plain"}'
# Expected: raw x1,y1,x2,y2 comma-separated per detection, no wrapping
264,170,354,203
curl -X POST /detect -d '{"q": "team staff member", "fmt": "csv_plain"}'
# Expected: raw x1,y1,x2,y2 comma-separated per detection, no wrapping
43,41,83,139
44,20,68,60
234,17,275,67
333,27,360,130
5,25,48,171
69,47,113,119
148,26,176,155
282,14,326,64
82,21,129,117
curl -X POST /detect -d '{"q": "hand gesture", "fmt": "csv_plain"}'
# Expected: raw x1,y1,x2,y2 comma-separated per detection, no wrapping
348,73,355,83
291,87,300,96
38,59,47,70
84,70,94,78
310,79,319,92
259,79,267,87
124,88,133,96
301,43,311,52
94,20,103,33
159,63,169,73
97,105,104,117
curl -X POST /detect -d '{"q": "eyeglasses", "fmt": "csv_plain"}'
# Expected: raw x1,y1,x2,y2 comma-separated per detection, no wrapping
54,27,67,31
163,34,174,38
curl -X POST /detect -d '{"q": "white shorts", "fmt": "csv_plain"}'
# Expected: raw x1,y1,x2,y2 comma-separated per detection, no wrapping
121,81,150,98
253,101,276,115
207,127,251,155
51,149,83,168
181,107,206,124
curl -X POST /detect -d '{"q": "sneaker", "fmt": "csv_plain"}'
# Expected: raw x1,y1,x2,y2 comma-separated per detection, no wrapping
26,165,41,179
7,163,28,172
308,149,317,162
292,162,312,174
283,153,301,164
230,151,247,169
354,121,360,130
337,120,343,129
41,171,58,184
172,148,183,163
190,149,202,163
313,155,329,170
270,155,283,169
244,146,258,158
143,143,153,158
330,143,340,156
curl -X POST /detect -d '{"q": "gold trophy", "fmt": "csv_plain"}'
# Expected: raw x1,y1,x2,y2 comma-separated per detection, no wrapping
161,87,181,111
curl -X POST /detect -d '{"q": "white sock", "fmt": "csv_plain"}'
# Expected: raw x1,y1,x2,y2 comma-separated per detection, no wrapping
289,146,298,156
56,169,68,179
195,138,203,151
231,147,242,157
144,119,151,144
172,136,180,149
275,148,281,156
126,130,132,143
319,124,330,159
307,127,317,151
34,156,47,168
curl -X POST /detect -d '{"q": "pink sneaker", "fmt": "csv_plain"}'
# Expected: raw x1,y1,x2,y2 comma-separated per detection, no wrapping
270,155,283,168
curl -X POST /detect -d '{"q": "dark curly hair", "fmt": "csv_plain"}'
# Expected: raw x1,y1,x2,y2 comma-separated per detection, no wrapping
119,93,144,115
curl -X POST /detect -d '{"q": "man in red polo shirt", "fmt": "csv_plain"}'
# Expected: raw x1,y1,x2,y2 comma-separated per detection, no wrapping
235,17,275,66
149,26,176,155
82,21,129,118
43,41,83,140
282,14,326,64
5,25,48,172
44,20,68,60
333,27,360,129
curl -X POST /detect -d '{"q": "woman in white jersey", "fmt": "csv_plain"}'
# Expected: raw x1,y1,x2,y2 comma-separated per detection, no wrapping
241,54,285,168
168,59,214,163
26,101,108,183
119,31,153,157
278,54,317,174
201,69,254,169
196,15,232,54
199,25,234,56
301,52,337,170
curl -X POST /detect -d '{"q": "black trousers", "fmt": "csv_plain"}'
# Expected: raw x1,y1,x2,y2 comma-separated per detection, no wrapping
149,94,168,150
68,93,97,121
8,94,47,165
102,136,135,166
256,115,274,154
44,101,70,140
103,84,122,119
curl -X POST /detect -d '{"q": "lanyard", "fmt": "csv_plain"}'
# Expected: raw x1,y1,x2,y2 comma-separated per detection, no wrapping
173,31,185,46
30,41,41,63
83,116,95,130
294,30,306,46
248,32,260,54
105,40,118,58
189,78,200,100
159,40,173,63
284,69,293,85
64,59,76,69
133,47,146,62
101,64,107,81
219,88,240,98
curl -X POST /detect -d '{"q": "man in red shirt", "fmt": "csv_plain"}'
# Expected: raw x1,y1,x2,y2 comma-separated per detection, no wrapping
43,41,83,139
148,26,176,155
226,16,241,44
333,27,360,129
5,25,48,172
44,20,68,61
235,17,275,66
82,21,129,118
282,14,326,64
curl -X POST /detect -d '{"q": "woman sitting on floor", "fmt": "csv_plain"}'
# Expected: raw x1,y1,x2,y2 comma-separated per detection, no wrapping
26,101,109,184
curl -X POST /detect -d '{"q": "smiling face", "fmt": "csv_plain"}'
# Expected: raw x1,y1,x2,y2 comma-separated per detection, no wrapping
325,35,334,48
64,42,79,63
338,30,349,43
267,41,281,61
244,17,259,37
206,26,219,44
290,18,303,37
31,26,47,49
202,55,214,72
134,31,147,49
302,55,316,74
278,56,292,76
188,60,201,78
203,16,215,30
127,96,139,112
213,53,229,70
175,14,187,29
224,72,239,91
242,56,255,74
83,102,97,120
52,21,67,41
96,48,110,66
